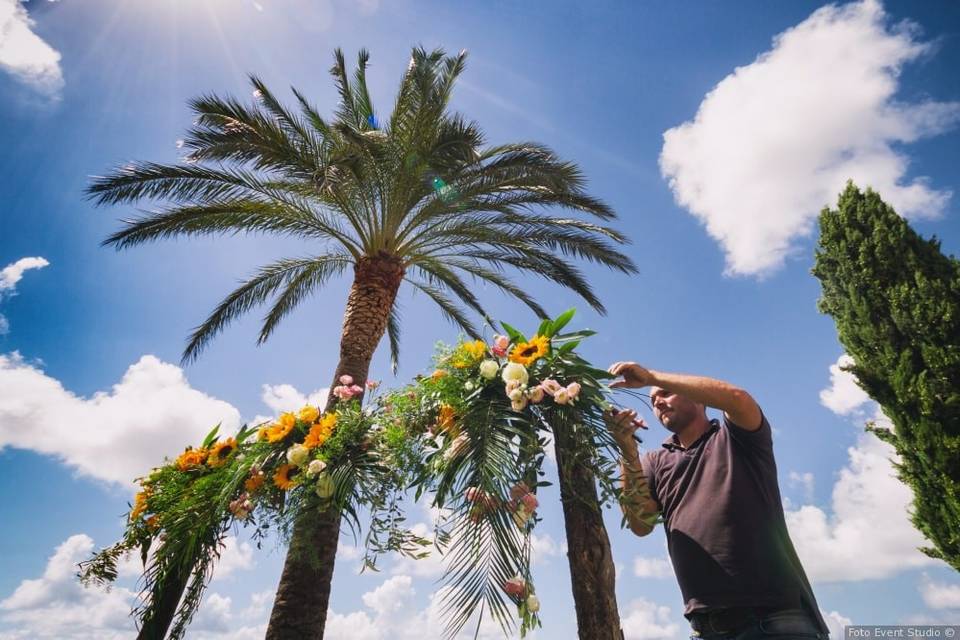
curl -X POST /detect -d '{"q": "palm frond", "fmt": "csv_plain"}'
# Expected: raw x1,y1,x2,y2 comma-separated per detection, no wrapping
386,304,401,375
257,257,352,344
405,279,482,339
181,255,350,364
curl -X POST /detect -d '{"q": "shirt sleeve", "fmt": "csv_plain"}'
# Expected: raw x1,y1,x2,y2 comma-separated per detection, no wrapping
723,408,773,454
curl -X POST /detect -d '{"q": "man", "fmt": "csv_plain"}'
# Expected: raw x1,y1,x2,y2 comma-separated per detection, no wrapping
605,361,830,640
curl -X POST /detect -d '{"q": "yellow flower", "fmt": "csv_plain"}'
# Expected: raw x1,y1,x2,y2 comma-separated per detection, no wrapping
436,404,459,438
207,438,237,468
130,489,151,521
452,340,487,368
304,413,337,449
273,464,301,491
145,515,161,531
266,418,296,443
176,447,208,471
258,425,271,441
508,335,549,366
298,405,320,424
245,469,265,493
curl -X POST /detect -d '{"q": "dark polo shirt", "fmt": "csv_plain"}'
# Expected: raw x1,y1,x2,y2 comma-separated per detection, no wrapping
641,411,828,633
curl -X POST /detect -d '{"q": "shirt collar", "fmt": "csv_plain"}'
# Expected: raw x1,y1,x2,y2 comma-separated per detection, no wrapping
661,419,720,452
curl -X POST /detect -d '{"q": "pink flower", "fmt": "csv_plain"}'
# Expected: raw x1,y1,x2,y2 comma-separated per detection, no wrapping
510,482,532,501
349,384,364,395
527,386,545,403
491,335,510,357
505,379,522,394
332,383,363,400
521,492,539,511
553,389,570,405
566,382,581,400
339,374,354,386
465,487,498,510
503,576,526,597
539,379,563,396
366,380,379,389
229,493,254,520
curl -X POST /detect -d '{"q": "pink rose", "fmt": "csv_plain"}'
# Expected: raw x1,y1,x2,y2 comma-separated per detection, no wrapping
566,382,581,399
339,374,354,385
366,380,379,389
349,384,364,395
491,335,510,357
503,576,526,597
539,379,563,396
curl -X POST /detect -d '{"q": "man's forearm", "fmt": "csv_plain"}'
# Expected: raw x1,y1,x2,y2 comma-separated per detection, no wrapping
649,370,753,417
619,447,659,531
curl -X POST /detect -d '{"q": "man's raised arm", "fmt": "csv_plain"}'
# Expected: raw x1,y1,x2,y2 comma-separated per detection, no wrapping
606,408,660,537
608,362,763,431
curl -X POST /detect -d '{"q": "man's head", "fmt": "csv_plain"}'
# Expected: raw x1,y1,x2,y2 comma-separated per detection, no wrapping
649,386,707,433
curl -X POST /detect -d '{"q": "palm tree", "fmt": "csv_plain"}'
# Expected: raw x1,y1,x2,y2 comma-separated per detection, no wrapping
89,47,636,639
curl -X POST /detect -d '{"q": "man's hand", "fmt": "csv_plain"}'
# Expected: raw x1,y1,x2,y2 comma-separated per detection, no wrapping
604,407,648,455
608,361,656,389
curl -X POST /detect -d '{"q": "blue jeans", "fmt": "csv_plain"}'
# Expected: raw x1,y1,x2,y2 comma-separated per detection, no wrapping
690,608,829,640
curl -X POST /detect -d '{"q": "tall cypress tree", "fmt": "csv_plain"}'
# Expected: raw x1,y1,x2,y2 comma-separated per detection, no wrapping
812,181,960,572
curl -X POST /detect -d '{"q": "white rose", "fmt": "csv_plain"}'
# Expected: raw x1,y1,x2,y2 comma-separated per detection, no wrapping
464,380,476,391
306,459,327,477
501,362,529,386
479,359,499,380
526,594,540,613
286,444,309,467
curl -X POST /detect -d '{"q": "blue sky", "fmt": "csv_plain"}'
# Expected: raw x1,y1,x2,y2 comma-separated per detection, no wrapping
2,0,960,637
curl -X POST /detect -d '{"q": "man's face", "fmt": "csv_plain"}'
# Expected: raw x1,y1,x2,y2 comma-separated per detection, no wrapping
649,386,703,433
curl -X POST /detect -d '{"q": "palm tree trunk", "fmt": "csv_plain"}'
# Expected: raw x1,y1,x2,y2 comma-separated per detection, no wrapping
265,252,404,640
552,419,623,640
136,567,192,640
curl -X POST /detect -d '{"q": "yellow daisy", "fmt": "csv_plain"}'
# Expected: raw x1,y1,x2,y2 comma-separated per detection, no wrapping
508,335,550,366
273,464,301,491
207,438,237,468
452,340,487,368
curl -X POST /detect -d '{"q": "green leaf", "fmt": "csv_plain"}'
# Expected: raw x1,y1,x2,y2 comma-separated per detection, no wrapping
552,329,596,342
200,423,222,449
557,340,581,354
500,321,527,343
536,318,552,338
549,308,576,336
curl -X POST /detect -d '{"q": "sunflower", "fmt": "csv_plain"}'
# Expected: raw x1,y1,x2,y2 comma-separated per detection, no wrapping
207,438,237,468
298,405,320,424
304,413,338,449
265,416,297,443
273,463,301,491
508,335,550,366
175,447,208,471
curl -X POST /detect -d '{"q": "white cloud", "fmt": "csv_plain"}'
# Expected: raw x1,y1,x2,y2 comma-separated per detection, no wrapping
0,534,269,639
820,354,871,416
0,1,63,96
213,535,256,578
785,429,940,582
632,555,673,579
788,471,816,504
362,575,415,616
620,598,680,640
260,382,328,414
0,257,48,335
659,0,960,277
0,257,48,291
530,532,561,563
0,534,136,639
822,610,852,640
919,575,960,610
0,351,242,485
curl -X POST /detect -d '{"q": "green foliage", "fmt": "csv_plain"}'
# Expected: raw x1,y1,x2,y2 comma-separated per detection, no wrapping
380,309,630,638
87,47,637,366
812,181,960,572
78,397,427,639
